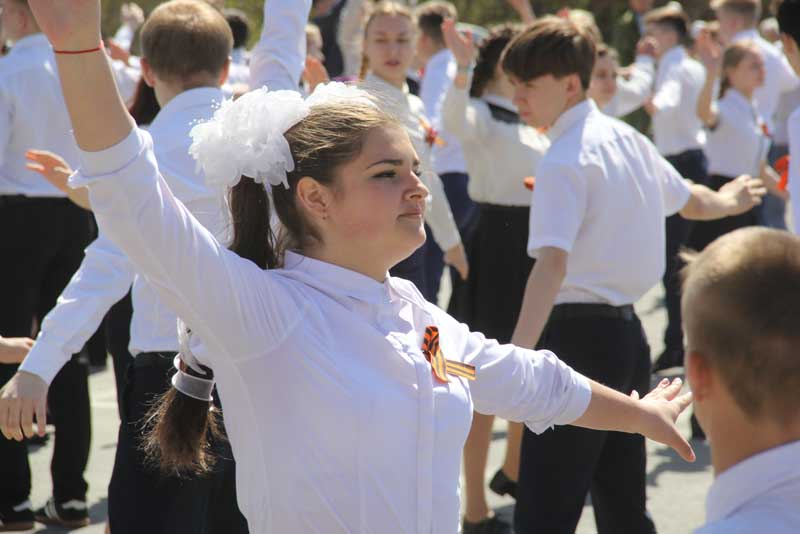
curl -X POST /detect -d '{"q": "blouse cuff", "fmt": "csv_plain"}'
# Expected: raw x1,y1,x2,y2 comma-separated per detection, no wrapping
18,337,68,386
70,127,145,187
550,372,592,426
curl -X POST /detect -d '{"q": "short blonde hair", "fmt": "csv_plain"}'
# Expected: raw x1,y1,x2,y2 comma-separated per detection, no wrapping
681,228,800,425
711,0,762,23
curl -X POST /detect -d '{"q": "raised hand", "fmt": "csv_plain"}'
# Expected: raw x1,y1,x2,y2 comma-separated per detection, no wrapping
302,57,330,94
121,2,145,30
695,29,722,75
635,36,659,58
720,175,767,215
27,0,102,51
441,18,474,68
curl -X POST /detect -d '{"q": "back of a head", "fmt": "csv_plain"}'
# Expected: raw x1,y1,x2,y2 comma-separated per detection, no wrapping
711,0,762,26
778,0,800,48
644,4,691,43
682,227,800,426
140,0,233,86
470,24,521,98
415,1,457,45
501,16,596,90
223,8,250,50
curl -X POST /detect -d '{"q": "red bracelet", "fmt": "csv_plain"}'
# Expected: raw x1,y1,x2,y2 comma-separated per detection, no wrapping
53,42,104,55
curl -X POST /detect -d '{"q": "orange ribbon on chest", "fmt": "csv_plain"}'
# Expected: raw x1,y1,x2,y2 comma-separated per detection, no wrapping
421,326,476,383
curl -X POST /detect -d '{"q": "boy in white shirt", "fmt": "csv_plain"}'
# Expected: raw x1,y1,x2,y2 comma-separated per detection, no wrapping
0,0,92,529
642,4,708,376
777,0,800,232
502,16,765,534
683,228,800,534
714,0,800,230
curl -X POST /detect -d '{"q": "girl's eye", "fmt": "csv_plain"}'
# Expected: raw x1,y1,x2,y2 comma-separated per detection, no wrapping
373,170,397,179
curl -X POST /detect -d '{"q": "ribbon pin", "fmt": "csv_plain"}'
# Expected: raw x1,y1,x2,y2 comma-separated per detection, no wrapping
421,326,476,383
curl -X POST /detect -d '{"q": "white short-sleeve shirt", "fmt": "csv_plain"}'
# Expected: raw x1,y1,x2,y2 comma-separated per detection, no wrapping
528,100,691,306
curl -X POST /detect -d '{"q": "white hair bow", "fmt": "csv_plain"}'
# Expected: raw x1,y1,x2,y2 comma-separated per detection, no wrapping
189,82,375,191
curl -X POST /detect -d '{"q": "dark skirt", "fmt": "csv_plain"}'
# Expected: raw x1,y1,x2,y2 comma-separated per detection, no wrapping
447,203,534,344
688,174,759,252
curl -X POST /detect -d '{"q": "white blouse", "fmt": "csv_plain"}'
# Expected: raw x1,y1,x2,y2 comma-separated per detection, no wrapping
705,89,770,178
441,79,549,206
72,127,592,534
362,73,462,251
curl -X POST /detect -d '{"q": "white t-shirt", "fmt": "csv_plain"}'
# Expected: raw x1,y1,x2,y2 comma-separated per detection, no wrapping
528,100,691,306
788,108,800,234
705,89,770,178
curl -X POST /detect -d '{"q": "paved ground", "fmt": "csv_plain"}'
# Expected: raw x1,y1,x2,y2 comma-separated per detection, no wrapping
21,282,711,533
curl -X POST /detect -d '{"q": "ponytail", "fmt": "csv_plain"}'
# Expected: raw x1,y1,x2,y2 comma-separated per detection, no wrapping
359,53,370,81
143,176,277,475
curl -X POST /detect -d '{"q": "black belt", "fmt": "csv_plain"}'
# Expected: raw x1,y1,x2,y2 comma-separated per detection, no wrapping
0,195,67,207
550,303,635,322
132,352,177,369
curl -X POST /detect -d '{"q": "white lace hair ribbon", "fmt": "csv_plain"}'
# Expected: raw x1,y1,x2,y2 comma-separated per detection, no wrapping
189,82,376,192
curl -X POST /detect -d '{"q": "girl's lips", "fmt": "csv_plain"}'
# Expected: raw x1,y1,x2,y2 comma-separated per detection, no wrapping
385,60,401,67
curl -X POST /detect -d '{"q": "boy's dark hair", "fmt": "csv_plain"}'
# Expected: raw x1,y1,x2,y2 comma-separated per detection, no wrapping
644,4,690,42
596,43,620,63
681,227,800,425
501,16,596,90
223,8,250,50
140,0,233,87
415,1,457,45
777,0,800,48
470,23,520,98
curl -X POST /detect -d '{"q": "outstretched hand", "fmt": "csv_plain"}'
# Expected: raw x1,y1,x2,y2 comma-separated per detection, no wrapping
27,0,102,51
26,150,72,194
632,378,695,462
441,18,474,68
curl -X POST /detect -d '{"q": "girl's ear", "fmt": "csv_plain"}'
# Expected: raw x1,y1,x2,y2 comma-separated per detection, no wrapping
296,176,333,222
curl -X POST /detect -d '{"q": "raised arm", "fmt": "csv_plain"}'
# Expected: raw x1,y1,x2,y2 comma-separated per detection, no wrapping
695,33,721,128
250,0,312,91
337,0,368,78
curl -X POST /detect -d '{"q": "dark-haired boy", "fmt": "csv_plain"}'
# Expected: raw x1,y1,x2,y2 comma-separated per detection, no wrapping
778,0,800,233
504,16,765,534
683,228,800,533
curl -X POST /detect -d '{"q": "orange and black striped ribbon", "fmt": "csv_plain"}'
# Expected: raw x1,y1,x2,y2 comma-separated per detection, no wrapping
421,326,476,383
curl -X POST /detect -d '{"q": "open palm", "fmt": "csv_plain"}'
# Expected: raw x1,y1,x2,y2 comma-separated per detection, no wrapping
27,0,101,50
441,18,474,67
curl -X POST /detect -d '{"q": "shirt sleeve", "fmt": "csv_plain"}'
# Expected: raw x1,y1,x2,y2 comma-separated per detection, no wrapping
788,112,800,235
420,57,455,131
441,77,490,143
650,141,692,215
433,306,592,433
527,160,587,256
19,234,135,384
249,0,312,92
777,53,800,94
612,55,654,117
70,128,304,366
336,0,367,78
0,84,13,169
419,169,461,251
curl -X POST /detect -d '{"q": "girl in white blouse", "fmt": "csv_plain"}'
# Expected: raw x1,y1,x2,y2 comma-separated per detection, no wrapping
439,21,549,533
358,1,467,299
694,39,785,250
3,3,699,533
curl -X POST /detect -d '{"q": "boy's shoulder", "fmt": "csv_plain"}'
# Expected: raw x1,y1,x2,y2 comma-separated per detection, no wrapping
544,108,642,167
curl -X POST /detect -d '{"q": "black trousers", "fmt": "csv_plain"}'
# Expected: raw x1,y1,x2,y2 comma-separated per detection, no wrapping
662,150,708,356
108,352,248,534
105,290,134,420
0,196,93,508
515,304,655,534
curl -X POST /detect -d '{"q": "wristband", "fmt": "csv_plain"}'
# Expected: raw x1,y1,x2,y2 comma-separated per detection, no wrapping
53,42,105,55
456,62,475,74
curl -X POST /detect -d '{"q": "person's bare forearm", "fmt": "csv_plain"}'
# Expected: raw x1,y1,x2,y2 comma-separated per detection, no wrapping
573,380,642,432
510,249,565,349
696,74,717,128
55,53,134,152
680,183,737,220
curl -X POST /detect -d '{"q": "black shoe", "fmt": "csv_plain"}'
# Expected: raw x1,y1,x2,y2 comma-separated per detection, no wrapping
652,349,684,374
34,498,90,529
488,468,517,499
0,501,34,532
690,413,706,441
463,514,513,534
